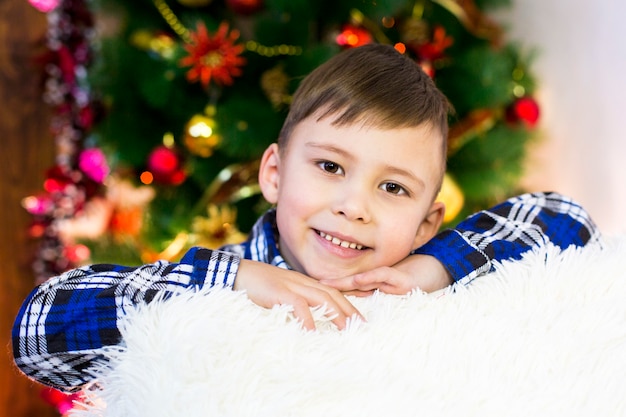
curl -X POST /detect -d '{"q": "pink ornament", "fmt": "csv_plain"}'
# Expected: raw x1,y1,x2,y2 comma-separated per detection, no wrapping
28,0,61,13
22,195,53,216
79,148,110,183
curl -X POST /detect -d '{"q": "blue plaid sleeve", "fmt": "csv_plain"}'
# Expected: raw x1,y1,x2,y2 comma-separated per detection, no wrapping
414,192,602,286
12,247,240,392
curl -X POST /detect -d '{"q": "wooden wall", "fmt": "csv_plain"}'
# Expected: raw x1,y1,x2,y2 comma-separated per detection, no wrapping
0,1,59,416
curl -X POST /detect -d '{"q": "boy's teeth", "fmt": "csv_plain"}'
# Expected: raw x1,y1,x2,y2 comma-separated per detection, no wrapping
319,231,363,250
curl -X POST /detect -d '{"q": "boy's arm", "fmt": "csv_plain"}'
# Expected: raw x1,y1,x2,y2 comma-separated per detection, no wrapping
13,247,359,392
12,247,239,392
413,191,602,286
322,192,601,294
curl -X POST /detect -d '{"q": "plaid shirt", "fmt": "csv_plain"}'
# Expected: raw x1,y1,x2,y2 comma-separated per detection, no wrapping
12,191,601,392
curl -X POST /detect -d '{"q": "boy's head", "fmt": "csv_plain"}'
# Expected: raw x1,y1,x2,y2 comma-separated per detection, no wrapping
279,43,450,174
259,43,451,280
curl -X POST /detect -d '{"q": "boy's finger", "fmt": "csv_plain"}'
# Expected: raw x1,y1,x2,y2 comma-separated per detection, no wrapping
330,293,364,325
320,274,381,291
304,286,364,329
318,276,357,291
342,289,376,297
276,287,340,330
289,298,316,330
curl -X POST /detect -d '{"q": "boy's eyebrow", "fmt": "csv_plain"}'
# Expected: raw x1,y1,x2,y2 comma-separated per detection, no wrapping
305,142,425,190
382,165,425,190
305,142,352,159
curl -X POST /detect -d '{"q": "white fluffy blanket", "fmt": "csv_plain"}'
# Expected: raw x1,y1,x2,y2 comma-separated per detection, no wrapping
73,238,626,417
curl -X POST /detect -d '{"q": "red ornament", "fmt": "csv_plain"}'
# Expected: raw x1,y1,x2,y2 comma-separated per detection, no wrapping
64,243,91,264
77,104,95,129
146,145,187,185
226,0,264,15
40,387,81,415
179,21,246,89
506,96,540,127
336,25,373,48
56,45,77,85
43,166,75,193
28,220,47,238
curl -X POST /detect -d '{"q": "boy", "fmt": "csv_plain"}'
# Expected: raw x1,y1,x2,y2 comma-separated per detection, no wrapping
13,43,601,392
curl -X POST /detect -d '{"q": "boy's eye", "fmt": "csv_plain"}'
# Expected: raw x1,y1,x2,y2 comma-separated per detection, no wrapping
380,182,407,196
318,160,343,175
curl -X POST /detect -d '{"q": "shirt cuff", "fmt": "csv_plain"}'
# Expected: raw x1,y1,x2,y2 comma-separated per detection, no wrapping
181,247,241,289
413,229,491,285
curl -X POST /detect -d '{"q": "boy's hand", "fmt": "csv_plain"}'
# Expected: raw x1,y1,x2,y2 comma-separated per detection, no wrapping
234,259,363,330
320,254,453,296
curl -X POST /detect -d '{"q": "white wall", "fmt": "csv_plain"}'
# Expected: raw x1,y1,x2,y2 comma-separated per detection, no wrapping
495,0,626,235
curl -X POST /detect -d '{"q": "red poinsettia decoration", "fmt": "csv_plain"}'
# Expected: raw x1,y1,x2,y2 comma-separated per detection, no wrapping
415,25,454,61
180,21,246,88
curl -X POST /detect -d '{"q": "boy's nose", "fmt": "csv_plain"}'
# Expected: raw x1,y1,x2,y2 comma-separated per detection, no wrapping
332,184,371,223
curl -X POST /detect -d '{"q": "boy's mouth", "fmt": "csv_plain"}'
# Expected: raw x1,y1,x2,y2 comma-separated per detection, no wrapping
317,231,365,250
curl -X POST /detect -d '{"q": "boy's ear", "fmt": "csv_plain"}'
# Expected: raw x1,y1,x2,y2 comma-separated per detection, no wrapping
258,143,281,204
412,201,446,250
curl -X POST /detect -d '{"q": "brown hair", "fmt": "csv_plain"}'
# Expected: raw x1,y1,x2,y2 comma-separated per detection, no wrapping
278,43,451,167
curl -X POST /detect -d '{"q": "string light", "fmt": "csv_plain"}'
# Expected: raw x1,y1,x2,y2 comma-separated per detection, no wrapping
153,0,301,57
246,41,302,57
162,132,175,148
153,0,191,43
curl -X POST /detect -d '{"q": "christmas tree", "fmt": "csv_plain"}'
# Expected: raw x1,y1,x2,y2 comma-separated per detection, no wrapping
25,0,539,284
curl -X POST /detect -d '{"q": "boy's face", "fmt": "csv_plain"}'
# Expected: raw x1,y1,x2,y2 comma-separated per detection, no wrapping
259,113,445,280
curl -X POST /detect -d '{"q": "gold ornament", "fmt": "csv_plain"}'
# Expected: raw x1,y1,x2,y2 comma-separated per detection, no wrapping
436,173,465,223
201,160,261,206
140,204,247,263
400,17,430,45
184,107,222,157
130,30,177,59
191,204,247,249
141,232,189,263
188,160,261,223
261,64,291,108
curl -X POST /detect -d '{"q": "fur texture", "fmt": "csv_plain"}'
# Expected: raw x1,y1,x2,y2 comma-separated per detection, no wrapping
73,238,626,417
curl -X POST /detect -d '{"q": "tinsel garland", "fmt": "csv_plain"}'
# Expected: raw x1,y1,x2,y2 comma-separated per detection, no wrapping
24,0,104,284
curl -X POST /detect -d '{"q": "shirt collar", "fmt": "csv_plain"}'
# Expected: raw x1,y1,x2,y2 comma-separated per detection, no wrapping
244,208,291,270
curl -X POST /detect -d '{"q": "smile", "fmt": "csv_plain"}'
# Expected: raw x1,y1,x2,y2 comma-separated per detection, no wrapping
317,231,364,250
